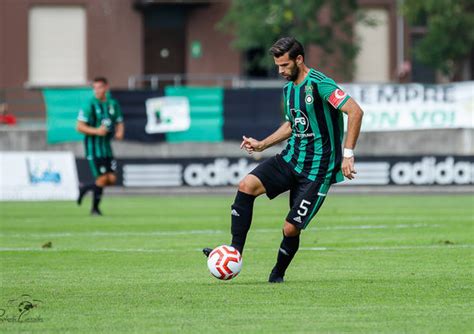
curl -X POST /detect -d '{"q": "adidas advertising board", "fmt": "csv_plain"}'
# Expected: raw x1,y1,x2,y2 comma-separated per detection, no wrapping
76,156,473,187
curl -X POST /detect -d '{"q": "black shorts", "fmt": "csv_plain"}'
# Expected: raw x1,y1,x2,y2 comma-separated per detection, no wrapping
87,157,117,178
249,155,331,229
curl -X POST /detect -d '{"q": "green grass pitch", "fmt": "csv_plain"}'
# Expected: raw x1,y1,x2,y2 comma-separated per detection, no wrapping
0,194,473,333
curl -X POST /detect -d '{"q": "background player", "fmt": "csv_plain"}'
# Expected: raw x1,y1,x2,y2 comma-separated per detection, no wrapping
204,37,364,283
76,77,124,215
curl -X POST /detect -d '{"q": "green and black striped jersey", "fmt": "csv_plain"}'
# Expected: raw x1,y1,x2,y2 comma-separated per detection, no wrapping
77,96,123,159
281,68,350,184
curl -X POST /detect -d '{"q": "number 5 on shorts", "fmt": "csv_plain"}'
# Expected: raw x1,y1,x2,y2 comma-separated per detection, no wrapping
297,200,312,216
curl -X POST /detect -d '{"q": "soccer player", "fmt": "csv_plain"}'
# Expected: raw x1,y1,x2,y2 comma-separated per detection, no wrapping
203,37,364,283
76,77,124,215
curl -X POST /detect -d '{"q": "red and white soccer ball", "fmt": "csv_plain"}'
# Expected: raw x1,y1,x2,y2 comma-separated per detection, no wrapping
207,245,242,280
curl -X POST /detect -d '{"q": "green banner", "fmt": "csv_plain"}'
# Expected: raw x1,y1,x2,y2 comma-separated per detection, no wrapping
43,88,91,144
165,87,224,142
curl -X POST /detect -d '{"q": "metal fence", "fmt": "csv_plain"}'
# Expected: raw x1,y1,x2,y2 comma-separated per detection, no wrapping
128,73,285,90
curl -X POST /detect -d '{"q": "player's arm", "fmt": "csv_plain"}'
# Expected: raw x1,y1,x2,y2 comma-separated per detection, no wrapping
113,102,125,140
319,77,364,180
114,122,124,140
76,121,107,136
240,121,292,154
339,98,364,180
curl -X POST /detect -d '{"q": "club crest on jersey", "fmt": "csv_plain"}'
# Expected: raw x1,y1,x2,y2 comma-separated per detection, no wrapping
304,84,314,104
109,106,115,115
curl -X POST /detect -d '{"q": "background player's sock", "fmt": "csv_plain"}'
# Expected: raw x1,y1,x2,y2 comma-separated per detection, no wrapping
92,185,103,213
272,233,300,277
77,183,95,205
230,191,256,254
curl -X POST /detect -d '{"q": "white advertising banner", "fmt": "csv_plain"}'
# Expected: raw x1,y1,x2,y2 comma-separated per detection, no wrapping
145,96,191,134
0,152,79,201
342,82,474,131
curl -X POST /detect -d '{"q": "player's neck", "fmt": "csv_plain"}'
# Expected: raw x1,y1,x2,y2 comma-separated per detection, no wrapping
293,66,310,86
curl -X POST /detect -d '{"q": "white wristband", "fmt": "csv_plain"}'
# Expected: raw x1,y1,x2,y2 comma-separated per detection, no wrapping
343,148,354,158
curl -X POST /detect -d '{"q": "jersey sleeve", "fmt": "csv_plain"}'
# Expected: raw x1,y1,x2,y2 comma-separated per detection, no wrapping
317,77,350,110
114,101,123,123
77,102,92,123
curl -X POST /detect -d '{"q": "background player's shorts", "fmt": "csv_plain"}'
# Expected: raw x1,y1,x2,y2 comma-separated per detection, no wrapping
249,154,331,230
87,157,117,178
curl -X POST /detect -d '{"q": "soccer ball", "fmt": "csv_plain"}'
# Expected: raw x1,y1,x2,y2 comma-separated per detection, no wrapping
207,245,242,280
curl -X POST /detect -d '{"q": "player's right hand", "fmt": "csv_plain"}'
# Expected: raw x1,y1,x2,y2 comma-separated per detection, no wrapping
95,125,108,136
240,136,264,154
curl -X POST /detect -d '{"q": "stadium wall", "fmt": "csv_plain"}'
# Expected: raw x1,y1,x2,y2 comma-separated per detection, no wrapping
1,127,473,158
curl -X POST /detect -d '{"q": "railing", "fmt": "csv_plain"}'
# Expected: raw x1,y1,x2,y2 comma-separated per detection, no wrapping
128,73,285,90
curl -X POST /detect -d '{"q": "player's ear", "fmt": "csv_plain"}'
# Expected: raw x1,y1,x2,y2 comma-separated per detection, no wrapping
296,55,303,65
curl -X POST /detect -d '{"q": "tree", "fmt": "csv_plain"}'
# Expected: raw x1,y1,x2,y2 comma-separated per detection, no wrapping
402,0,474,80
218,0,360,78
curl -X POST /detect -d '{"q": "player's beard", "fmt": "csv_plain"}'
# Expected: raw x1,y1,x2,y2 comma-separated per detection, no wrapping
286,64,299,82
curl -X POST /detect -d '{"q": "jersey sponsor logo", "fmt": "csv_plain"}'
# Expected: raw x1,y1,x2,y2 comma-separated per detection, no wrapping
290,108,310,133
294,133,315,138
328,88,347,108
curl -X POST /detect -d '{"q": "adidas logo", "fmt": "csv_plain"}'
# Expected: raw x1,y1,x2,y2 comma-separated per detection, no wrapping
231,209,240,217
293,216,302,223
279,248,289,256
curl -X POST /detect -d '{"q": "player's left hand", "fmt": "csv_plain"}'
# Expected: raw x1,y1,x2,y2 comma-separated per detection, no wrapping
342,157,356,180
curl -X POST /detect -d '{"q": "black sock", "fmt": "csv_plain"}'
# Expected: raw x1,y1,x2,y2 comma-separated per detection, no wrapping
273,233,300,276
92,185,103,211
230,191,256,254
80,183,95,194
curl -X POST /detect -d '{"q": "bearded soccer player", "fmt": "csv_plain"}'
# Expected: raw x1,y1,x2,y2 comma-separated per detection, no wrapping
76,77,124,215
203,37,364,283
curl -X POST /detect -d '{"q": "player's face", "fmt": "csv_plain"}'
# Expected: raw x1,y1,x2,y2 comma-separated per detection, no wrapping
93,82,108,101
274,53,299,82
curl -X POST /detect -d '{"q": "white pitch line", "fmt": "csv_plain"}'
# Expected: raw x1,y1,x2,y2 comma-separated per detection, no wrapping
300,244,474,251
0,224,440,239
0,244,472,253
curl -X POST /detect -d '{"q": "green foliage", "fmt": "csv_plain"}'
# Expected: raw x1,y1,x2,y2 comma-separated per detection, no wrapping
218,0,359,77
402,0,474,77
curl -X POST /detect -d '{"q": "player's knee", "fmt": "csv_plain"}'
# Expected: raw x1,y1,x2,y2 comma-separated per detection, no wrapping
108,174,116,185
238,175,264,196
238,178,255,195
96,176,108,187
283,222,300,237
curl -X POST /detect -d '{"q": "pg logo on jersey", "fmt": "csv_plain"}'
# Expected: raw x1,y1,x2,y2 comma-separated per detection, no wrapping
328,88,348,109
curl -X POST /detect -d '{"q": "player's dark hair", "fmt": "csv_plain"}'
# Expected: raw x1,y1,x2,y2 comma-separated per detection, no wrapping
93,77,108,85
269,37,305,60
